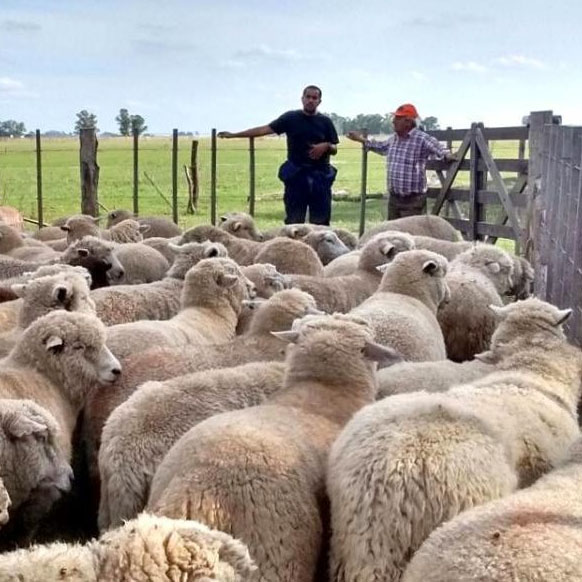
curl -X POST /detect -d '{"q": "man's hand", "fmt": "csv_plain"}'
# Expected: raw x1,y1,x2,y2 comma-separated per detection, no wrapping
346,131,366,143
217,131,234,139
445,152,459,162
308,142,331,160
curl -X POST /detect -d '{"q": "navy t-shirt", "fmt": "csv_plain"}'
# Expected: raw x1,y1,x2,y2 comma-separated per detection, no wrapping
269,110,339,168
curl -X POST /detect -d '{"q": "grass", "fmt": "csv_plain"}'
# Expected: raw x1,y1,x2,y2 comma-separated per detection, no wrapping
0,135,524,240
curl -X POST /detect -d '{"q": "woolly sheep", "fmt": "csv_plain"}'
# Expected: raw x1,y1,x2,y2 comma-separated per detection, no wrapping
99,360,287,530
0,311,121,460
105,257,250,360
60,214,103,245
327,298,582,582
107,218,149,243
0,399,72,547
351,249,449,360
0,224,58,263
323,230,416,277
288,231,416,314
106,209,182,238
82,288,320,499
377,358,494,399
264,223,358,250
358,214,459,247
31,226,65,242
91,241,227,326
219,211,264,241
509,253,534,300
0,512,255,582
403,437,582,582
111,242,169,285
141,235,181,264
437,244,515,361
147,313,402,582
254,236,324,276
302,229,350,265
0,270,95,358
411,235,473,260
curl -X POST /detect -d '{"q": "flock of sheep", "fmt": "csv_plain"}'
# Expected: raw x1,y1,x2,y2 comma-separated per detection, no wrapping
0,206,578,582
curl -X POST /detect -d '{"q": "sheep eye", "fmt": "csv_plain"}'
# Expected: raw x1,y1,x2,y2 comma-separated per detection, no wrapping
72,342,85,351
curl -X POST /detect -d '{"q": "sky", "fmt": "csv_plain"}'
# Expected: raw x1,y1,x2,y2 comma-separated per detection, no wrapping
1,0,580,135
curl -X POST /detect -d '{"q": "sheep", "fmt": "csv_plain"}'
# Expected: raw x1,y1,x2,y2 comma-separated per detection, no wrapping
107,218,149,243
0,311,121,461
377,358,494,399
105,257,250,360
91,241,227,326
147,313,402,582
402,436,582,582
106,209,182,238
437,244,515,362
327,298,582,582
0,270,95,358
60,214,103,245
265,223,358,250
141,235,181,264
287,231,416,314
31,226,66,242
302,229,350,265
99,361,287,530
219,211,264,241
254,236,324,276
0,512,255,582
351,249,449,361
0,399,72,547
509,253,534,300
358,214,459,247
82,288,321,499
411,235,473,260
0,224,59,263
111,242,169,285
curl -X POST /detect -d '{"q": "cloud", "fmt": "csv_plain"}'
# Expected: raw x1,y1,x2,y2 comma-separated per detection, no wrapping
0,77,25,93
229,44,305,65
451,61,488,73
493,55,546,69
0,20,41,33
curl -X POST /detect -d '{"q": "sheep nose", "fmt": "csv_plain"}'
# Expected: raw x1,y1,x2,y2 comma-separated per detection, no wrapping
111,367,121,377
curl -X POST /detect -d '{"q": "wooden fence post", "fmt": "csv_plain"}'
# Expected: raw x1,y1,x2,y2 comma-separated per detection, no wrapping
35,129,43,229
525,110,554,296
172,129,178,224
133,129,139,215
185,140,199,214
210,128,217,226
79,128,99,216
249,137,256,217
358,129,369,237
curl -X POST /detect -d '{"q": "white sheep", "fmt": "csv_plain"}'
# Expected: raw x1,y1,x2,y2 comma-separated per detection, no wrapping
106,209,182,238
0,513,255,581
302,229,350,265
99,360,287,530
111,242,170,285
437,244,515,361
351,249,449,361
358,214,459,247
91,241,227,326
107,218,149,243
327,298,582,582
105,257,250,360
287,231,415,314
411,235,472,260
147,313,402,582
219,211,264,241
403,436,582,582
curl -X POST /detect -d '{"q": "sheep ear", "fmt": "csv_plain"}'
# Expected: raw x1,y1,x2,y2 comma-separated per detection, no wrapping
306,305,325,315
4,413,47,439
138,224,150,234
242,298,265,310
168,243,183,254
488,304,511,318
45,335,64,353
487,262,501,274
52,283,71,304
422,260,439,275
220,215,228,223
217,273,239,288
76,248,90,257
92,216,103,224
205,245,220,258
290,227,300,238
362,341,403,364
554,308,573,326
61,225,70,232
474,349,499,364
381,243,395,258
271,330,300,343
376,263,390,273
10,283,27,298
232,222,242,232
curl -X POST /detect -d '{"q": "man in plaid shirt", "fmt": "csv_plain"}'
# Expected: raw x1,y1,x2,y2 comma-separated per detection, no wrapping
347,103,456,219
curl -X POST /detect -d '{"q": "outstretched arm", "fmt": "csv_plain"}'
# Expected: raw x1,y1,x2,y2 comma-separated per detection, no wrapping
217,125,274,139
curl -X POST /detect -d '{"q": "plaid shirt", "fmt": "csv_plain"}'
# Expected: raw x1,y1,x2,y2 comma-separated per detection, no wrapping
365,128,449,196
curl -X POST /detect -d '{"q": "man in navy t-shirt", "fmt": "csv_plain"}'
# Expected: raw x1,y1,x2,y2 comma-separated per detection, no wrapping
218,85,339,225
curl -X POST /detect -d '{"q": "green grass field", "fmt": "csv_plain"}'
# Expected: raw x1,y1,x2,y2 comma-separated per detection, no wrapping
0,135,524,238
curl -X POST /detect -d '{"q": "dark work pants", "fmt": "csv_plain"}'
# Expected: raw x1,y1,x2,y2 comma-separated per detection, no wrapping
388,191,427,220
283,171,332,226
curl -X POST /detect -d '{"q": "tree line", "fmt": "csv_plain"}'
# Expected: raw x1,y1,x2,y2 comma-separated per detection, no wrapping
0,111,440,138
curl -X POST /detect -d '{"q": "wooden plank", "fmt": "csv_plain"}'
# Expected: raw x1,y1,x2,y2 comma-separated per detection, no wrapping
569,131,582,341
248,137,256,216
35,130,43,228
210,128,217,225
428,126,528,141
426,186,527,206
427,159,528,173
469,125,479,241
435,169,464,221
544,124,561,300
359,136,369,237
79,128,100,216
445,218,521,239
474,128,522,240
431,129,472,215
172,129,178,224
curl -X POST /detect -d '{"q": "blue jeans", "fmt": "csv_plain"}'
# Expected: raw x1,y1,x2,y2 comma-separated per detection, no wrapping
278,161,337,225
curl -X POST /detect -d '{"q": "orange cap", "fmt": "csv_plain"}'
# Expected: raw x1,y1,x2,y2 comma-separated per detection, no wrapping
392,103,419,118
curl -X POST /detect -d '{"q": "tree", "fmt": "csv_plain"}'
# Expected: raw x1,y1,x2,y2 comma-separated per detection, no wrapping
130,114,148,136
0,120,26,137
115,108,131,136
421,116,440,131
74,110,98,134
